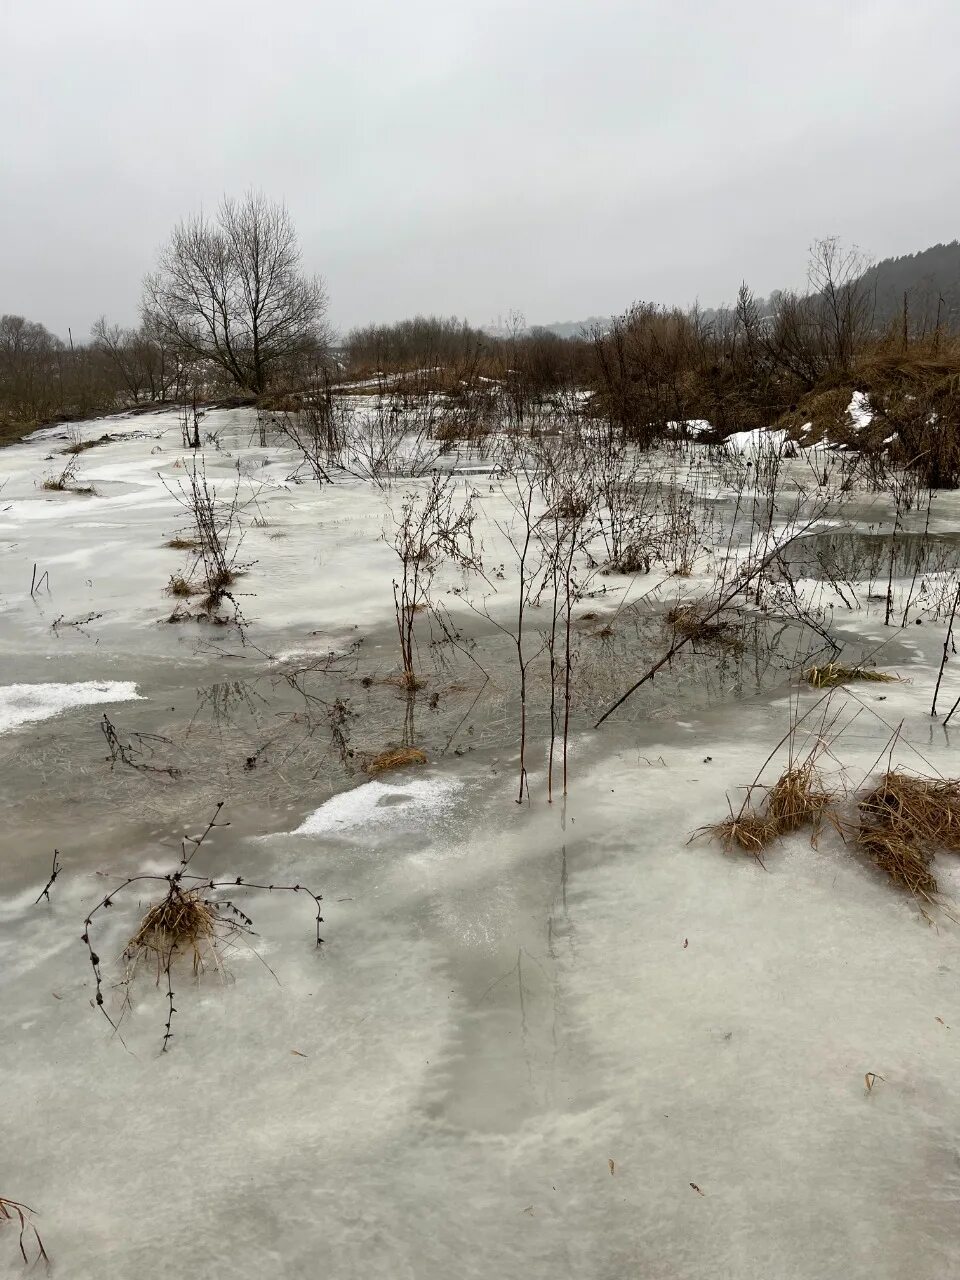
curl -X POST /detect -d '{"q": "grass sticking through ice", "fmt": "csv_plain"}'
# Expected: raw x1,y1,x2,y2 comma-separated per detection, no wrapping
364,746,428,775
0,1195,48,1268
803,662,899,689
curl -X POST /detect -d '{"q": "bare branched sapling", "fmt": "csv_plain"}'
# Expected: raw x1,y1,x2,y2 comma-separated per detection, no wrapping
388,473,481,688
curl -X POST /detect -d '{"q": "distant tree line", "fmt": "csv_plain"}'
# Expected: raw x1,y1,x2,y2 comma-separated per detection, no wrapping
4,209,960,462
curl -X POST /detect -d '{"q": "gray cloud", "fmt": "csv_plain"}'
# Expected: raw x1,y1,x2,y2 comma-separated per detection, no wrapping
3,0,959,339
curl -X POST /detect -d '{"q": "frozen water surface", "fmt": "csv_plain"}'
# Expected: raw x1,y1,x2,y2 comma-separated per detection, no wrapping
2,409,960,1278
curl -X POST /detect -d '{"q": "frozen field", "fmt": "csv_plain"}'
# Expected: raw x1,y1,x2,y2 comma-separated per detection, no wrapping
2,407,960,1278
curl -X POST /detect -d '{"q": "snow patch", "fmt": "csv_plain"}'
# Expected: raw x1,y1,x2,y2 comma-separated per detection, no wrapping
667,419,712,438
0,681,143,735
724,428,789,454
847,390,873,431
289,775,462,837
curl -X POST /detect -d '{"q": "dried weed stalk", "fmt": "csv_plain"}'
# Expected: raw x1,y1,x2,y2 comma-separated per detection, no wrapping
0,1196,48,1269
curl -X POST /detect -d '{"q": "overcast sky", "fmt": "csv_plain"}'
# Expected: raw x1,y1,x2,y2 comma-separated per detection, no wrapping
4,0,960,340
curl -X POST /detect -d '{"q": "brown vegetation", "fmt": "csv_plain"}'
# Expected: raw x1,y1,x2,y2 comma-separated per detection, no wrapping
363,746,428,774
803,663,899,688
0,1195,48,1267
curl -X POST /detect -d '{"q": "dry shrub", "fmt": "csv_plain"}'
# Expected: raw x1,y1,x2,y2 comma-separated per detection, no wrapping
364,746,428,775
431,420,461,444
804,663,898,689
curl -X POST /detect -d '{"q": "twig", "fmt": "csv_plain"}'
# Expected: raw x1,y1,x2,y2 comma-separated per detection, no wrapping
34,850,62,904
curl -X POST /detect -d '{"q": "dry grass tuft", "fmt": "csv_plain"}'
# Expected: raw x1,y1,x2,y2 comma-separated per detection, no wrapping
666,604,739,646
377,671,427,691
766,761,834,836
697,810,776,860
166,573,198,598
860,771,960,852
697,748,837,862
364,746,428,775
853,770,960,899
62,433,112,455
856,824,939,897
804,662,899,688
125,885,225,981
42,475,96,495
165,536,201,550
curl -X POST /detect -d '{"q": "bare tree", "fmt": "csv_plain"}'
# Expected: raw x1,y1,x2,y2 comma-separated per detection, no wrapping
807,236,873,377
91,316,182,403
143,191,328,395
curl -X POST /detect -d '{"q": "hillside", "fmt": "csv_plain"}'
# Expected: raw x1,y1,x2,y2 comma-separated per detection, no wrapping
533,240,960,338
862,240,960,331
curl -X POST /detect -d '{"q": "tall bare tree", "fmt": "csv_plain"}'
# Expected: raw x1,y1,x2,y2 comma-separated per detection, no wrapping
143,191,328,395
807,236,873,377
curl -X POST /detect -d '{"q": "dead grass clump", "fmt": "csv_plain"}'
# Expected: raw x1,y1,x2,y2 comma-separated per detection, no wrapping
666,604,738,646
860,771,960,852
378,671,426,691
364,746,428,775
696,731,839,863
804,662,899,688
199,566,241,614
165,535,201,550
611,543,652,575
62,432,112,455
698,810,776,860
42,474,96,495
125,885,224,981
856,824,939,897
166,574,198,598
765,762,833,835
774,386,852,446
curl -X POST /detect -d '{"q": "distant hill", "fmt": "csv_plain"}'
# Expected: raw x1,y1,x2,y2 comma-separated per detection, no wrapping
528,315,613,339
530,241,960,339
862,241,960,332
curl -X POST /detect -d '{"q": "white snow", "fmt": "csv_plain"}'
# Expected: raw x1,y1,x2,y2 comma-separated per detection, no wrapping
289,775,463,836
723,427,789,453
848,390,874,430
0,680,142,734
